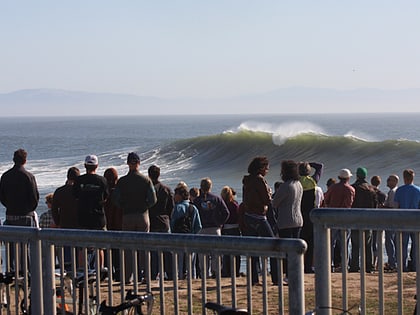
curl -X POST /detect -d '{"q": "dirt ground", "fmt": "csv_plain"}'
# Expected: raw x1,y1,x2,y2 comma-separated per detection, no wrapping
6,271,418,314
147,270,418,314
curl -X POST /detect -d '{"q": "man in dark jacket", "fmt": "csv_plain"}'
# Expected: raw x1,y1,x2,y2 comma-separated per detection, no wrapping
148,164,174,280
0,149,39,226
0,149,39,271
113,152,157,283
349,167,378,273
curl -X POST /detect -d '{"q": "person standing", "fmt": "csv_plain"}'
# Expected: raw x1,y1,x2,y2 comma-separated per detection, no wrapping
370,175,387,269
74,155,108,231
194,177,230,278
0,149,39,227
298,161,323,273
52,167,81,229
349,167,378,273
170,185,202,279
39,193,57,228
220,186,241,278
113,152,157,283
148,165,174,280
73,154,109,269
272,160,303,285
0,149,39,271
51,166,81,267
323,169,355,272
394,169,420,272
241,156,274,285
383,174,399,271
103,167,123,281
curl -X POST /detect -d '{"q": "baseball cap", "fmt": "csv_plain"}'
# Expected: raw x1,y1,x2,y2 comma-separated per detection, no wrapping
338,168,352,179
127,152,140,164
85,154,98,166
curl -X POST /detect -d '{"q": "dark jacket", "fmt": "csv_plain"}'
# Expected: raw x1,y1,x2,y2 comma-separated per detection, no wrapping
0,165,39,216
73,173,109,229
52,183,79,228
194,191,229,228
351,179,378,208
242,174,271,216
113,170,157,215
149,181,174,232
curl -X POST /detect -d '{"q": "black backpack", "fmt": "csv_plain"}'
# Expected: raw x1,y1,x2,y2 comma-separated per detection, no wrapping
173,204,194,233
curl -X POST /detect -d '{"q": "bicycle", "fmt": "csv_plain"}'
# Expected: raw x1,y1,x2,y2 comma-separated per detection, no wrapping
305,304,361,315
205,302,248,315
98,290,154,315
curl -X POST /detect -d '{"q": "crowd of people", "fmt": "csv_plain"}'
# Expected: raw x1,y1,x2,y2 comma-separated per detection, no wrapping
0,148,419,286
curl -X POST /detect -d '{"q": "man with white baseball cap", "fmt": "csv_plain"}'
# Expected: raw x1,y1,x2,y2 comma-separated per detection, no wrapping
323,168,355,272
73,154,109,268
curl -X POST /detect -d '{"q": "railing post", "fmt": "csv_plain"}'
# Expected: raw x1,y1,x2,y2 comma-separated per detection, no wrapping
288,250,305,315
313,220,332,315
42,239,56,315
29,231,44,315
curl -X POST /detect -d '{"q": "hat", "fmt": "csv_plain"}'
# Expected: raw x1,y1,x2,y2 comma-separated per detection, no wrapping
338,168,352,179
127,152,140,164
85,154,98,166
356,167,367,178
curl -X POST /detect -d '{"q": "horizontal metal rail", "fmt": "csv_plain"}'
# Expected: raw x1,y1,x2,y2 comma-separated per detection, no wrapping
0,226,307,315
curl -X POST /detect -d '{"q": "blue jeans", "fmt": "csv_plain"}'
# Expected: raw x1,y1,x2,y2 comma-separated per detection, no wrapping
242,214,274,284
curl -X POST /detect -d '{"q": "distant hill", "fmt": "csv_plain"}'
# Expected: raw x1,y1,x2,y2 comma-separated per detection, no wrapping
0,87,419,116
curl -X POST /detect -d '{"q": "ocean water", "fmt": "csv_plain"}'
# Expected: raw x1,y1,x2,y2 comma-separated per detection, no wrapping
1,112,420,220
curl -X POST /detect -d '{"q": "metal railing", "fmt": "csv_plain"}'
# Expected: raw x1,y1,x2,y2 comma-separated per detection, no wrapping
311,208,420,315
0,226,307,315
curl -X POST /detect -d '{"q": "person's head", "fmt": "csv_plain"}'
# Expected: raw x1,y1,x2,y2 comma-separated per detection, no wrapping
403,169,415,185
13,148,27,166
45,193,54,209
174,185,189,202
66,166,80,184
221,186,235,203
370,175,381,187
247,156,269,176
104,168,118,188
84,154,99,173
176,181,188,190
356,167,368,180
326,177,336,188
127,152,140,170
148,165,160,182
189,187,200,202
298,162,311,176
338,168,352,182
281,160,299,182
386,174,399,189
200,177,212,193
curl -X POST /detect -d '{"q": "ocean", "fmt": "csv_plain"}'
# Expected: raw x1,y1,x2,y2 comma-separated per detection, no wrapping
1,112,420,220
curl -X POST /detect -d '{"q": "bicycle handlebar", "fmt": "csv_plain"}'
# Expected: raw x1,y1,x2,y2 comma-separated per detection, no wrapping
98,291,154,315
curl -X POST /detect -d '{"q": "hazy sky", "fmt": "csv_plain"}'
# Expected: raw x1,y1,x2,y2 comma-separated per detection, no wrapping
1,1,419,99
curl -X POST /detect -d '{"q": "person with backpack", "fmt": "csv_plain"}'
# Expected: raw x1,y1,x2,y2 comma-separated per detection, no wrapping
170,185,202,279
194,178,230,279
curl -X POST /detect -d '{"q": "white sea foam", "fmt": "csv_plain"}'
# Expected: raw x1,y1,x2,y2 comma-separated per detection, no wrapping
227,120,327,145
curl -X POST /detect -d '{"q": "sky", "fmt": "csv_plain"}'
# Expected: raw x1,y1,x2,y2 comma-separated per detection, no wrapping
1,1,420,109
